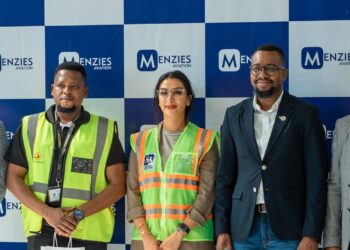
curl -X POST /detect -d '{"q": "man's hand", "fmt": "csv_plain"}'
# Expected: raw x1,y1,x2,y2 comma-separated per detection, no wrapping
43,207,77,237
297,236,318,250
216,233,233,250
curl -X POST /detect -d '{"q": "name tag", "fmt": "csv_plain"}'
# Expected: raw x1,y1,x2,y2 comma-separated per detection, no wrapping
48,187,61,203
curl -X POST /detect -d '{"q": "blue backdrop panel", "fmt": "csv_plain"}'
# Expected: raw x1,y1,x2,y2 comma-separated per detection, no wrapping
124,0,205,24
45,25,124,98
290,0,350,21
0,0,44,26
205,22,288,97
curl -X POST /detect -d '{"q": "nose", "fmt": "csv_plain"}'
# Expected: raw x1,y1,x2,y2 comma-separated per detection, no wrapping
258,67,268,76
166,92,175,100
62,86,72,94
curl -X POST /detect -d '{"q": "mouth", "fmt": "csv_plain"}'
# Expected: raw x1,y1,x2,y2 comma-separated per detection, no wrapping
165,104,177,109
255,79,273,87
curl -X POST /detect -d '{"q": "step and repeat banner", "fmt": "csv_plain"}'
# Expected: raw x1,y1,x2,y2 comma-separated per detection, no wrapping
0,0,349,249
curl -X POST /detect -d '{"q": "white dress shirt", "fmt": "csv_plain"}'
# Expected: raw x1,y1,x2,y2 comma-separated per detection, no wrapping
253,91,284,204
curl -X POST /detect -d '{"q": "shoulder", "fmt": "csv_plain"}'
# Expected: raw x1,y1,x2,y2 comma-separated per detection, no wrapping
335,115,350,128
225,97,252,115
285,93,317,113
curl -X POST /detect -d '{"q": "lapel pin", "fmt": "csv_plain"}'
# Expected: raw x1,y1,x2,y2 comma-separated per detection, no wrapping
278,116,286,121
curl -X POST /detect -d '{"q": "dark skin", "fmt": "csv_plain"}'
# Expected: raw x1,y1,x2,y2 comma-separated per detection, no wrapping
7,69,126,237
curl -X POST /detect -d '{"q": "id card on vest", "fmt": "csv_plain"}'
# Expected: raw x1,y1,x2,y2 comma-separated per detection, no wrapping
48,186,61,203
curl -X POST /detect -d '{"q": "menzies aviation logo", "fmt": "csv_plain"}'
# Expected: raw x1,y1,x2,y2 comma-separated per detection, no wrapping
302,46,350,69
137,49,191,71
218,49,251,72
0,198,6,217
0,198,22,217
0,54,33,72
59,52,112,70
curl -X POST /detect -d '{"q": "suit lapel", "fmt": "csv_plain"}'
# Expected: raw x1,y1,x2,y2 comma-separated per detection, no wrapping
263,92,294,161
240,98,261,162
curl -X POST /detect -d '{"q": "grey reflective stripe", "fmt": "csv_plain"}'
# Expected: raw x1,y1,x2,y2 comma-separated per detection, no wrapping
30,183,90,200
197,129,208,160
62,188,90,201
145,208,163,214
27,114,39,156
140,177,198,187
166,178,198,186
165,208,186,215
30,182,48,194
91,116,109,199
135,131,145,162
145,208,186,215
140,177,161,186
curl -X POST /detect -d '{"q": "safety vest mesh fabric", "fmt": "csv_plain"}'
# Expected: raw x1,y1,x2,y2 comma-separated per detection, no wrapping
21,112,115,242
130,122,219,242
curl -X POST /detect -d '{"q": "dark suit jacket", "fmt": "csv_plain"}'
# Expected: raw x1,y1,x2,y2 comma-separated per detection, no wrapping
214,92,328,242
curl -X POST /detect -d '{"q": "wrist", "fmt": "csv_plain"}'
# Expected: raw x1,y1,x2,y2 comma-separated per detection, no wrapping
72,208,85,221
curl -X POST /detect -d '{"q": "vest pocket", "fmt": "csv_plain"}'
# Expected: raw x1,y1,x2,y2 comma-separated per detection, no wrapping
170,152,197,175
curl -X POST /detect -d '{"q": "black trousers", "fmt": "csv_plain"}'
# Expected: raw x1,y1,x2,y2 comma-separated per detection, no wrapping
27,226,107,250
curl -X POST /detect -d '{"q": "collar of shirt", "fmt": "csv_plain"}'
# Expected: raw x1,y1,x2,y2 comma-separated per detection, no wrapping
253,91,284,113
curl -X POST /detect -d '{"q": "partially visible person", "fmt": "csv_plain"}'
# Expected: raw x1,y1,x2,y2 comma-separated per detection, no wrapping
215,44,328,250
0,121,8,201
323,115,350,250
6,61,126,250
127,70,220,250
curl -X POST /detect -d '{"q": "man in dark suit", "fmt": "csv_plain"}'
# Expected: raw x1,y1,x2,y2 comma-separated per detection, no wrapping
215,44,328,250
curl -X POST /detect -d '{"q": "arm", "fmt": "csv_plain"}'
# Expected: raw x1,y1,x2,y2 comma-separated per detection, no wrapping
160,140,220,250
7,163,77,236
215,109,236,235
299,108,328,247
0,121,8,201
127,150,160,250
323,119,342,249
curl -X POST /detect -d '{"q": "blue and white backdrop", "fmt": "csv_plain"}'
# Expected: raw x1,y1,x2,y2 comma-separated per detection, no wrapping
0,0,349,249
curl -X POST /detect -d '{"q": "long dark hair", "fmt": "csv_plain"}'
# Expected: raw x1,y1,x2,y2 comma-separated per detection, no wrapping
154,70,195,119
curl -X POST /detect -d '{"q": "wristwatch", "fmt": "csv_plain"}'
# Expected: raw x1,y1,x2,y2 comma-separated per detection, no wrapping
73,208,84,221
176,223,190,234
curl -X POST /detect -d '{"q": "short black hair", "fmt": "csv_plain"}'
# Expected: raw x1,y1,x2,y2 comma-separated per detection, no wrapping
54,61,87,83
253,44,286,65
154,70,195,119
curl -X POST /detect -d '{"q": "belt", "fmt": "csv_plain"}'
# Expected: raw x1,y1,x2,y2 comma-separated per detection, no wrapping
256,204,267,214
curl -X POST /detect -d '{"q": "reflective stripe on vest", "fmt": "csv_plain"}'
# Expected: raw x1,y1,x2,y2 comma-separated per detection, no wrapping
21,112,115,242
130,122,218,242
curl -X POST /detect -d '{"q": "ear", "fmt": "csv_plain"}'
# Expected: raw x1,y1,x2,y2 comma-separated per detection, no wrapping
84,86,89,98
187,95,192,106
50,84,54,97
283,69,288,81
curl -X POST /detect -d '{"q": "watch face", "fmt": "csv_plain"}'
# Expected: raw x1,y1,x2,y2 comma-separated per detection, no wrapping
73,209,84,221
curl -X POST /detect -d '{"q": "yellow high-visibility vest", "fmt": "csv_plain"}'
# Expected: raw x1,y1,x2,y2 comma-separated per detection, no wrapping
21,111,115,242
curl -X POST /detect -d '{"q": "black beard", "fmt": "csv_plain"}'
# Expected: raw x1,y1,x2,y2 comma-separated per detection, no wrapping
57,104,77,113
254,87,276,99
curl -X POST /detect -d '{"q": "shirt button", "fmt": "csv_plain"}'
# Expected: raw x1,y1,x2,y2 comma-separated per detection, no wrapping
262,165,267,171
253,187,257,192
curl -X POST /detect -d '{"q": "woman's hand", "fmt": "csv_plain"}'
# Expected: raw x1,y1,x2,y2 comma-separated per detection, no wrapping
142,234,161,250
159,230,185,250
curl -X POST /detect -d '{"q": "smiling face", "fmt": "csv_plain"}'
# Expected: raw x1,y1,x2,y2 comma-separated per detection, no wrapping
157,77,192,120
250,50,288,99
51,69,88,114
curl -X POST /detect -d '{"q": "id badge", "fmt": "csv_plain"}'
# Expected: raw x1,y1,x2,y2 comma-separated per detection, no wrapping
48,187,61,203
